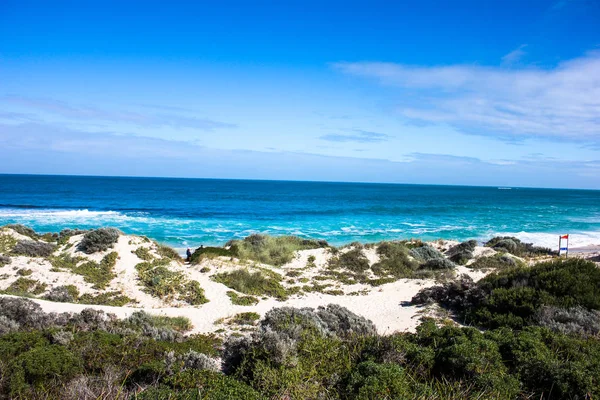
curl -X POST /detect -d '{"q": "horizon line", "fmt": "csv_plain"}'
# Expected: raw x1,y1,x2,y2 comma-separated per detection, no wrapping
0,172,597,192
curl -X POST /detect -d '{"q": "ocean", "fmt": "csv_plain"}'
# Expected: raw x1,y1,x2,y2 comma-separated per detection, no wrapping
1,174,599,251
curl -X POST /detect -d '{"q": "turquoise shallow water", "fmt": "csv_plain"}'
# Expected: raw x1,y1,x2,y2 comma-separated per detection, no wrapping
0,174,599,250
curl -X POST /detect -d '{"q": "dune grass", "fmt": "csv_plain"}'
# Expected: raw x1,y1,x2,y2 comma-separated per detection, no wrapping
190,246,233,263
2,277,47,296
227,290,259,306
135,259,208,305
213,268,288,300
225,234,328,266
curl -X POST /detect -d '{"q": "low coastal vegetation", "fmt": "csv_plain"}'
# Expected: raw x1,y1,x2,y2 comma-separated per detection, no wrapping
51,251,118,289
485,236,555,257
44,285,135,307
227,290,259,306
224,234,329,266
412,258,600,331
77,228,121,254
3,296,600,399
136,259,208,305
213,268,289,300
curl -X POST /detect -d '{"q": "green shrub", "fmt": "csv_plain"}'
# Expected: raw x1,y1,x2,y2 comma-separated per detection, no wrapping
344,361,415,399
485,236,554,257
0,233,18,253
12,240,56,257
126,311,193,333
138,370,264,399
190,246,233,263
213,269,288,300
329,248,370,273
225,234,328,266
73,251,118,289
4,224,40,240
230,312,260,325
446,240,477,265
227,291,259,306
410,245,444,262
133,246,154,261
44,285,80,302
77,228,120,254
2,277,47,296
8,345,82,396
372,242,418,278
136,259,208,305
421,258,456,270
16,268,32,276
78,291,136,306
468,253,521,270
48,252,85,271
414,258,600,330
157,244,182,261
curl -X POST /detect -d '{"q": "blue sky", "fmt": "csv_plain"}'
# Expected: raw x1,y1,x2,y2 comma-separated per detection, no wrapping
1,0,599,188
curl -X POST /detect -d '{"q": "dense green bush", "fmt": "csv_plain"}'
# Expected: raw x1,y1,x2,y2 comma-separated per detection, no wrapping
468,253,521,270
328,248,370,273
227,291,259,306
2,277,47,296
1,296,600,399
343,361,415,399
212,269,288,300
190,246,233,263
421,258,456,270
136,370,265,399
7,344,82,396
12,240,56,257
445,240,477,265
372,242,419,277
413,258,600,331
136,259,209,305
225,234,328,266
77,228,120,254
410,245,444,263
4,224,40,240
485,236,554,257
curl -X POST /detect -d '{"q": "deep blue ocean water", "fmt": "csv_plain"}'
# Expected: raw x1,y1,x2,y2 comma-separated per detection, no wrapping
1,174,599,251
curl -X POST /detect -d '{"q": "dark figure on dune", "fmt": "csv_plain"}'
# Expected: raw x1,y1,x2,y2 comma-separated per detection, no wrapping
186,248,192,262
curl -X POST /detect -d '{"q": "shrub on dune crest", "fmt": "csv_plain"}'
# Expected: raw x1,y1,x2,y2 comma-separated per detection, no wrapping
213,268,288,300
485,236,554,257
469,253,521,270
445,240,477,265
4,224,40,240
12,240,56,257
328,248,370,273
190,246,233,263
372,242,419,278
410,245,444,262
77,228,120,254
225,234,328,266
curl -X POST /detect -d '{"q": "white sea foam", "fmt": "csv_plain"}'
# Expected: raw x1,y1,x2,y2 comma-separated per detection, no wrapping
0,209,121,218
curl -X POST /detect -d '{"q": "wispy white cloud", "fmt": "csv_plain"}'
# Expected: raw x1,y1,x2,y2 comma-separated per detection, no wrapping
502,44,527,65
1,122,599,188
1,95,237,131
319,129,391,143
333,52,600,144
